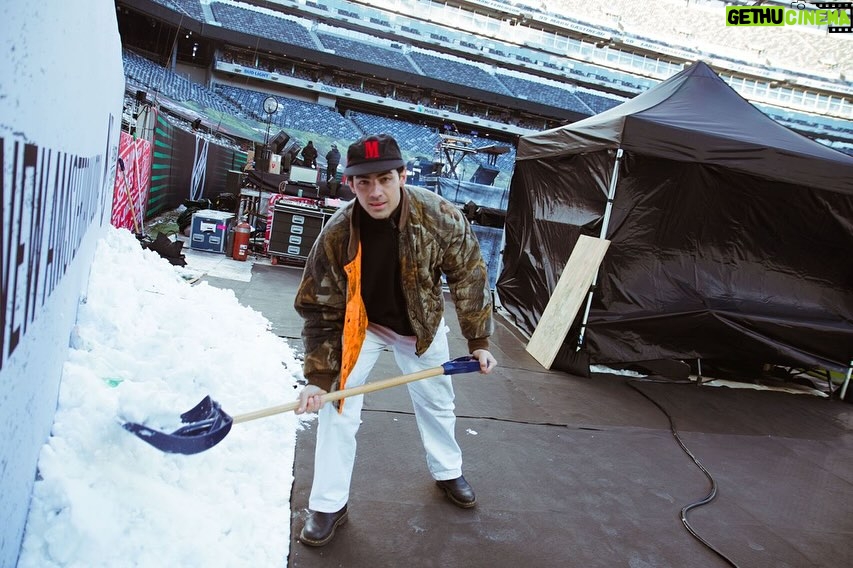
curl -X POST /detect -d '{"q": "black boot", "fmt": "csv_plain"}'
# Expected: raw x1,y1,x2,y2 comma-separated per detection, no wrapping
436,476,476,508
299,505,348,547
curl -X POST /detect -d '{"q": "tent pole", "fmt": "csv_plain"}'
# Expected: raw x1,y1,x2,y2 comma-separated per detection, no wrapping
577,148,623,351
839,360,852,400
597,149,623,241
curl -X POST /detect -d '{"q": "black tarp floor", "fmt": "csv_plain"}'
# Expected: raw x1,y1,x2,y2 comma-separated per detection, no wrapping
202,262,852,568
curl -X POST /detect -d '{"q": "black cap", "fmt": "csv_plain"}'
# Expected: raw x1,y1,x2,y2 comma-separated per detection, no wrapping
343,134,405,176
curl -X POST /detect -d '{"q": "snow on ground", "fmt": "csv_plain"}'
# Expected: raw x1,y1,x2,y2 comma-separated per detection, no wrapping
18,226,310,567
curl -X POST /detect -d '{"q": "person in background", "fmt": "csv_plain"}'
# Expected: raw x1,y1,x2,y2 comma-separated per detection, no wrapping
301,140,318,169
294,133,497,547
325,143,341,181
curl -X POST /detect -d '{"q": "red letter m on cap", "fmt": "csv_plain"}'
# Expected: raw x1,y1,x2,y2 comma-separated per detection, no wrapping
364,140,380,159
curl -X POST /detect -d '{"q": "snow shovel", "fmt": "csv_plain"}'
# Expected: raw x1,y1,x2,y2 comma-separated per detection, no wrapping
122,357,482,455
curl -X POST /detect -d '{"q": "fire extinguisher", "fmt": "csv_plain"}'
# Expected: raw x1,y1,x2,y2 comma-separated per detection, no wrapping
232,219,251,261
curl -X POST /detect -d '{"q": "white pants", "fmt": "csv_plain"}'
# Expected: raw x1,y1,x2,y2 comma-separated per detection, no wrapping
308,320,462,512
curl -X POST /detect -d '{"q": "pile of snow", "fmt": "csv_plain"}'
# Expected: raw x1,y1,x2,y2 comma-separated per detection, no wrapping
19,227,307,567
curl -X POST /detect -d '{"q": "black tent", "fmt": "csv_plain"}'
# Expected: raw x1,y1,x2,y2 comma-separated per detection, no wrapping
498,61,853,376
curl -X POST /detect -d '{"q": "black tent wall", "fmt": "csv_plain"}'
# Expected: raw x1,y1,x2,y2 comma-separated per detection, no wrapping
498,151,607,335
499,149,853,373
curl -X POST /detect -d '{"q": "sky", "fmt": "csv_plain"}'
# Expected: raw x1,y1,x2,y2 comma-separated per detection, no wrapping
17,227,309,567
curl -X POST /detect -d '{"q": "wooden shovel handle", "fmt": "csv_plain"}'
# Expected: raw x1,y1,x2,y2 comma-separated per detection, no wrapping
231,365,446,424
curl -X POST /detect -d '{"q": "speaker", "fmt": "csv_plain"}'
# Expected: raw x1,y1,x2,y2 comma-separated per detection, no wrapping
470,165,499,186
419,160,439,177
226,170,243,194
255,146,272,173
269,130,291,155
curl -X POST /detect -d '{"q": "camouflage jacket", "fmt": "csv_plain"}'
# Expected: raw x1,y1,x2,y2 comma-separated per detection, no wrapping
294,185,493,392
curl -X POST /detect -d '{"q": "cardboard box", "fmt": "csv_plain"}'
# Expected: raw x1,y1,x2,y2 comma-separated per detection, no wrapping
190,209,235,253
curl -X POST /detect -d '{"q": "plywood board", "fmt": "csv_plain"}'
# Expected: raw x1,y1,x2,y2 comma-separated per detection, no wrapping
526,235,610,369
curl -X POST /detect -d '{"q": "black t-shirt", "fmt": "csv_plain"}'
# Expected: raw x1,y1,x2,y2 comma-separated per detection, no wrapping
358,205,415,336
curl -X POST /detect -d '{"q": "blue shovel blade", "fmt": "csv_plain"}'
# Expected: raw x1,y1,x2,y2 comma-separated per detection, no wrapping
122,396,234,455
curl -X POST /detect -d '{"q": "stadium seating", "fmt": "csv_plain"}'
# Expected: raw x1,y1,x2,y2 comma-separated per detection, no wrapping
756,103,853,139
123,49,244,117
209,2,317,50
139,0,851,156
151,0,851,110
537,0,849,83
316,32,419,74
408,50,513,96
496,73,596,115
575,89,623,114
305,2,329,12
124,45,523,178
215,85,362,140
347,111,439,156
161,0,205,22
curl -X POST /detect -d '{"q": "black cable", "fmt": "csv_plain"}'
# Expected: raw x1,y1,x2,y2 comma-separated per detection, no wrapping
628,378,740,568
364,407,570,428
